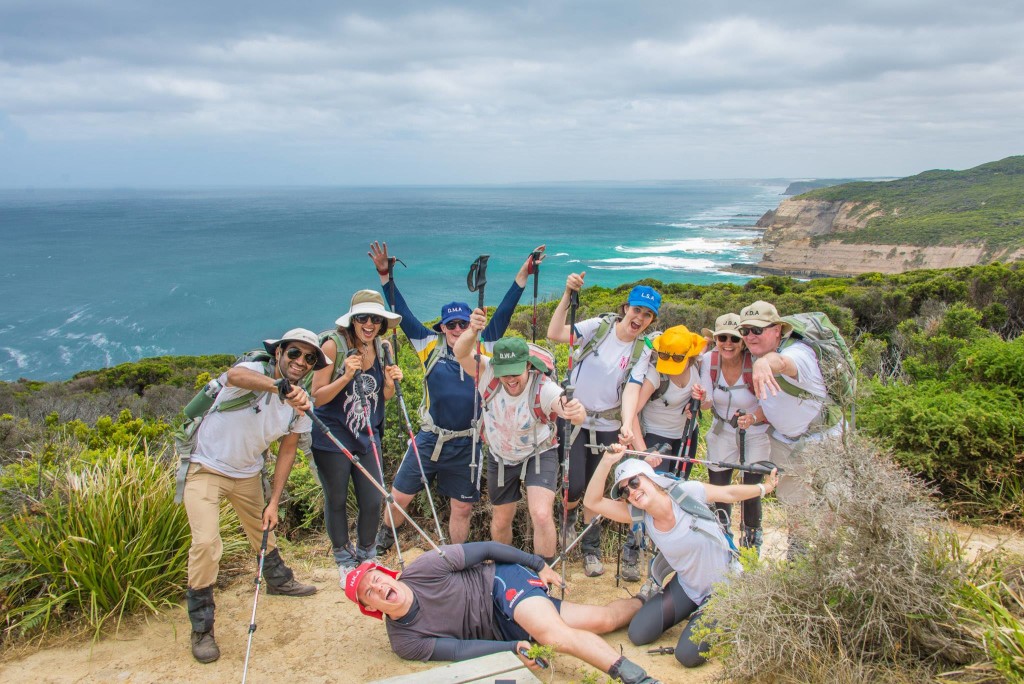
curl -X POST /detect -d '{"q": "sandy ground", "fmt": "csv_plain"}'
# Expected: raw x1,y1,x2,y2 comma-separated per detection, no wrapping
0,544,721,684
2,519,1021,684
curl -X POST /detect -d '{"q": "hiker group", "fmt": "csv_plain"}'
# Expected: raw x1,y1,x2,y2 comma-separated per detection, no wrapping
174,240,854,683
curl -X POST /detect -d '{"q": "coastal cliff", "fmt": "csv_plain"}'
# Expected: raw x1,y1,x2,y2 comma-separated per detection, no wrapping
744,156,1024,277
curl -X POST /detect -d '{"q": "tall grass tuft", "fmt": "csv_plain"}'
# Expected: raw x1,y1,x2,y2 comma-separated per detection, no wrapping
1,447,246,641
956,561,1024,682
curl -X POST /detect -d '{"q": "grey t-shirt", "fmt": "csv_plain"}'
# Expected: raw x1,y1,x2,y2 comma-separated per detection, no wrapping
385,546,499,662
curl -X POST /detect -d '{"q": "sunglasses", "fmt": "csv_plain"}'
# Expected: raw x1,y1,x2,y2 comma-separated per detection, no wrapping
284,346,318,366
738,324,776,337
353,313,385,326
443,320,470,331
657,351,687,362
716,334,742,343
617,475,642,500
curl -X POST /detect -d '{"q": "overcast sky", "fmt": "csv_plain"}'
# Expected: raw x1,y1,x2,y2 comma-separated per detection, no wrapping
1,1,1022,186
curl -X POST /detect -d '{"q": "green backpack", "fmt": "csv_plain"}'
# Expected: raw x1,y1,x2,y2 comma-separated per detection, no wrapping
778,312,857,429
571,313,649,418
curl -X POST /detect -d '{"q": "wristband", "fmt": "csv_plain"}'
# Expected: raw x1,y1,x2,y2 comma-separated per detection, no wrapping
757,484,766,497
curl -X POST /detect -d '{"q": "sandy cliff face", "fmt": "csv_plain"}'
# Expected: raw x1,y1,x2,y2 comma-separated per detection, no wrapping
751,198,1024,276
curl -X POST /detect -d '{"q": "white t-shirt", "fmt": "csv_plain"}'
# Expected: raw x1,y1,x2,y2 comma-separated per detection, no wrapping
640,363,698,439
192,362,312,478
644,481,731,604
757,342,826,441
479,363,564,464
569,317,652,431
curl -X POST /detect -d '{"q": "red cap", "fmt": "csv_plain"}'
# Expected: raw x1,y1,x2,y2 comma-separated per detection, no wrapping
344,561,399,620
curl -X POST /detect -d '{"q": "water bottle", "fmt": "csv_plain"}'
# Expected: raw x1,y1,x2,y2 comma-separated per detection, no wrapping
183,379,223,419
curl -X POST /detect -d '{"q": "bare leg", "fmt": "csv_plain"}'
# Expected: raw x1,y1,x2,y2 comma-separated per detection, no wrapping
526,486,556,558
449,499,473,544
386,489,415,528
514,595,639,672
490,502,516,546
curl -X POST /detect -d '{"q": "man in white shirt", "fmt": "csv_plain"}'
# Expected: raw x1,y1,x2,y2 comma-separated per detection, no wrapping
183,328,327,664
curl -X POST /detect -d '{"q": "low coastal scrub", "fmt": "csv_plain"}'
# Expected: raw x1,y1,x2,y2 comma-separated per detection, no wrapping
701,437,979,683
0,446,247,642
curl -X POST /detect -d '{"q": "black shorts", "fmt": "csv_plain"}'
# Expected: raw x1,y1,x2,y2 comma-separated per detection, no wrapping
491,562,562,642
487,448,558,506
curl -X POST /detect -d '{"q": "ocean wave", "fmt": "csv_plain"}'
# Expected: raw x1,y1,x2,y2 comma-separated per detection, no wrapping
615,238,739,255
588,256,725,274
3,347,28,369
552,252,569,257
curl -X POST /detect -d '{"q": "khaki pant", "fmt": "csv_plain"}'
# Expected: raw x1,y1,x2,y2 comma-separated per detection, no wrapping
183,463,276,589
769,433,842,507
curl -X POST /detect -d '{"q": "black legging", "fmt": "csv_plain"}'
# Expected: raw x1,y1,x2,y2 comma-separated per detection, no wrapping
706,467,763,529
628,575,713,668
312,446,384,554
565,428,619,503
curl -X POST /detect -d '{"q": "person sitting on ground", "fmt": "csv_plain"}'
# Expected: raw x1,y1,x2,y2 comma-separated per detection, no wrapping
310,290,404,578
369,242,545,550
695,313,771,553
454,308,586,561
546,274,658,578
344,542,661,684
583,446,778,668
737,301,842,512
616,324,707,579
182,328,325,664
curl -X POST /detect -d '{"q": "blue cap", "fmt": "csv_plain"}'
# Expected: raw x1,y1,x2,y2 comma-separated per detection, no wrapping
627,286,661,315
432,301,473,332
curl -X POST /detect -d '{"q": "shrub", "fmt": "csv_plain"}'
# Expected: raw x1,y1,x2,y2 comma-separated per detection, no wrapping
701,437,978,682
0,447,247,641
955,560,1024,682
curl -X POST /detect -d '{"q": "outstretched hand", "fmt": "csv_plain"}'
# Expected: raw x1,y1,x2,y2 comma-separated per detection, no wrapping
368,241,392,275
469,307,488,333
602,442,626,465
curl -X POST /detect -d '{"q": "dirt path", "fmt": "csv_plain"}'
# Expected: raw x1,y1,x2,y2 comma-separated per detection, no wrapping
0,546,719,684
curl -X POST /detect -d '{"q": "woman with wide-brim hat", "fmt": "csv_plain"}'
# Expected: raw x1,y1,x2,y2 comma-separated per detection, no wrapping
693,312,772,553
547,274,659,579
583,448,778,668
311,290,403,580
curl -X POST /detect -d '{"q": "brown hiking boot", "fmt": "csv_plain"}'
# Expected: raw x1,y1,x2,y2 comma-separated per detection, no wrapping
191,629,220,663
583,553,605,577
266,577,317,597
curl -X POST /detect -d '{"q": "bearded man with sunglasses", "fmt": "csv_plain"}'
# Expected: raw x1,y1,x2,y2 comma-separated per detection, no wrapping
369,242,545,550
182,328,328,663
738,301,838,513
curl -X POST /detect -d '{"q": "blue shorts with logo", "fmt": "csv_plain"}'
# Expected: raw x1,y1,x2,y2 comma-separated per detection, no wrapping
490,562,562,642
392,431,481,503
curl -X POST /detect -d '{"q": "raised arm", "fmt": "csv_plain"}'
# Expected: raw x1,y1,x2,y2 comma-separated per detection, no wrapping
703,468,779,504
581,446,632,525
546,272,585,343
481,246,544,343
369,241,434,344
453,307,487,378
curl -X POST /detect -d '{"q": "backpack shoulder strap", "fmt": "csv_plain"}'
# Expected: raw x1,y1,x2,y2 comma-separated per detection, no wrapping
710,349,721,387
651,372,671,402
423,332,448,377
320,330,349,382
741,350,754,391
572,313,618,364
530,372,557,424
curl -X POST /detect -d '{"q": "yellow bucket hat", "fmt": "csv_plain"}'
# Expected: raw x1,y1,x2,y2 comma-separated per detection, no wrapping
651,325,706,375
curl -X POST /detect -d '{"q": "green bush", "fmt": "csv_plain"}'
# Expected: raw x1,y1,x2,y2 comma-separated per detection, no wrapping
0,447,246,641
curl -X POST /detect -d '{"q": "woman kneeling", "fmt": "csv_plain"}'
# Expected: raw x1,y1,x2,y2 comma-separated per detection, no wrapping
582,445,777,667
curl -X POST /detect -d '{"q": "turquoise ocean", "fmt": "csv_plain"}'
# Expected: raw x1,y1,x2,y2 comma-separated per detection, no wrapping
0,181,787,381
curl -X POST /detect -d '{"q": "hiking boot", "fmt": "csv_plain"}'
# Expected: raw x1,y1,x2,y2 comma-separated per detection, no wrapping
262,548,317,597
375,525,395,556
583,553,605,577
190,629,220,664
608,656,661,684
740,525,763,555
620,539,641,582
635,577,661,604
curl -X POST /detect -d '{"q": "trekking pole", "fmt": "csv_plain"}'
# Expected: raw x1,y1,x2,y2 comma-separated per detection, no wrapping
730,410,747,532
348,350,405,570
615,522,624,587
558,287,580,599
241,527,270,684
467,254,490,492
584,444,782,476
559,384,575,600
384,255,407,355
529,249,542,343
677,397,702,480
551,514,604,566
284,381,453,568
382,341,446,544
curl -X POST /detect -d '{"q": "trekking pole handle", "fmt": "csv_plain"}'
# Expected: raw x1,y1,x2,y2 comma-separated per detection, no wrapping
381,341,404,400
518,647,549,669
275,377,291,401
258,527,270,556
729,409,746,431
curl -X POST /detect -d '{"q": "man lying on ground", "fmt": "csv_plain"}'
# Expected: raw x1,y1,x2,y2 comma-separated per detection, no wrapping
344,542,661,684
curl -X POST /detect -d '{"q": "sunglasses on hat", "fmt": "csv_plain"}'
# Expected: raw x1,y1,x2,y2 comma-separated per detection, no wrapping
657,352,687,362
353,313,385,326
617,475,642,500
284,346,318,366
716,334,741,343
738,324,776,337
443,320,470,330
